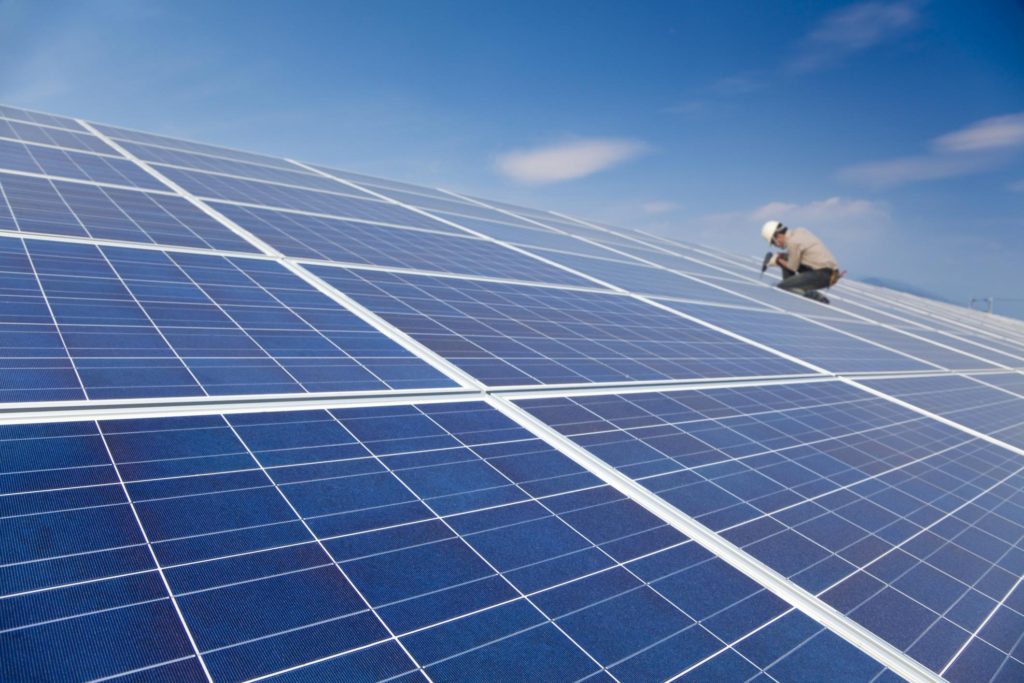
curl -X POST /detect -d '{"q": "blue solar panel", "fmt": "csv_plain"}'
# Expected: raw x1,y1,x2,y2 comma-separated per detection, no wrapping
0,401,897,682
156,166,465,234
0,237,454,402
92,121,303,171
805,318,1001,371
0,172,259,252
0,117,115,154
0,105,86,131
534,250,773,306
658,301,936,373
306,265,812,386
434,213,624,258
863,374,1024,450
121,141,341,189
518,382,1024,681
1,104,1019,682
211,202,591,285
0,138,166,190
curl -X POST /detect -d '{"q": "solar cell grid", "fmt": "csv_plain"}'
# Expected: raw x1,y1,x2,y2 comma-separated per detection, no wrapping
156,166,465,234
810,319,1001,371
657,301,936,373
2,103,1020,682
519,383,1024,681
608,242,751,281
123,141,345,190
0,117,115,154
0,238,454,402
212,202,592,285
0,105,86,131
0,137,166,190
536,249,770,306
307,265,811,386
435,213,623,258
0,401,891,682
0,172,259,252
92,121,302,171
863,374,1024,450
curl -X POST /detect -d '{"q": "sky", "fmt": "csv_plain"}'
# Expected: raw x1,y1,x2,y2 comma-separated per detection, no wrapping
1,0,1023,317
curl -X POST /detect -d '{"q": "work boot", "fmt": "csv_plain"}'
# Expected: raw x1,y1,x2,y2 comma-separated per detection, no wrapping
803,290,830,305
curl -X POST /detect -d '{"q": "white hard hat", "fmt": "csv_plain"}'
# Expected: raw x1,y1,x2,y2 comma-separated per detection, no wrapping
761,220,784,243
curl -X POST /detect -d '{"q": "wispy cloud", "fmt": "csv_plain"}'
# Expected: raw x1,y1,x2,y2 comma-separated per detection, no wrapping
641,200,680,215
495,138,649,184
933,113,1024,152
790,1,925,73
839,111,1024,187
1009,179,1024,193
750,196,889,225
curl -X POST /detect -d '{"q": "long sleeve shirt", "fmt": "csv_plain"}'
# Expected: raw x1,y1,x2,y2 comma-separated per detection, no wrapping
784,227,838,271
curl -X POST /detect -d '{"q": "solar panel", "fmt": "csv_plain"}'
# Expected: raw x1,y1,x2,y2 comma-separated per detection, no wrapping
1,103,1021,682
157,166,464,234
306,265,811,386
0,172,258,252
656,301,936,373
0,238,455,402
0,117,115,154
517,381,1024,680
210,202,592,285
524,250,770,306
0,401,894,682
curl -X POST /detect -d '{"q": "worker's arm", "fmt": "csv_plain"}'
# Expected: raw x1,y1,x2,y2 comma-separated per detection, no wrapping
786,243,803,271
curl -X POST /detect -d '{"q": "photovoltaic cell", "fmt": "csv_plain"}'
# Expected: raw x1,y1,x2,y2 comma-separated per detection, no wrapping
120,141,335,189
1,103,1020,682
0,172,259,252
0,401,890,682
808,318,1001,371
156,166,465,234
436,213,622,259
863,374,1024,450
0,104,86,131
608,242,752,281
92,121,302,171
306,265,811,386
0,117,115,154
534,250,772,306
519,382,1024,681
0,138,166,190
657,301,935,373
211,202,592,285
0,238,454,402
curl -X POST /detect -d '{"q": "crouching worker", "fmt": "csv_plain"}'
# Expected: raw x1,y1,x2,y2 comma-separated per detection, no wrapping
760,220,840,304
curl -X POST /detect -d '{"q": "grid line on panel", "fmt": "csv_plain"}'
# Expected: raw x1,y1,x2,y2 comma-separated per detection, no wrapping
217,418,435,681
79,121,283,258
290,159,623,293
94,427,215,682
490,395,943,683
511,382,1024,680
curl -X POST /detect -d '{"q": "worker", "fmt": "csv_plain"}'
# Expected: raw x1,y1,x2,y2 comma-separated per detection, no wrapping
761,220,840,304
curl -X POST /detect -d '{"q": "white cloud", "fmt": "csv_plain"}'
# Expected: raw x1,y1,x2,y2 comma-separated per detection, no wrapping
750,196,889,227
838,111,1024,187
641,200,680,215
791,1,924,72
1009,179,1024,193
933,113,1024,152
495,138,649,184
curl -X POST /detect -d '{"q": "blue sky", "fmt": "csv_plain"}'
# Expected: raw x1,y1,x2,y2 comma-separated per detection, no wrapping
2,0,1023,316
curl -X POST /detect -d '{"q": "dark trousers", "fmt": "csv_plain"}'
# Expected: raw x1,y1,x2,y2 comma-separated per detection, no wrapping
777,264,833,294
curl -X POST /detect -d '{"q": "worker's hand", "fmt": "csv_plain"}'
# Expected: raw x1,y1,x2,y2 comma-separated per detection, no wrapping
775,255,787,268
767,253,779,267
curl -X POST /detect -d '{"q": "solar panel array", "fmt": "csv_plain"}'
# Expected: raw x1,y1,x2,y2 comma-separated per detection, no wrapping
1,104,1022,683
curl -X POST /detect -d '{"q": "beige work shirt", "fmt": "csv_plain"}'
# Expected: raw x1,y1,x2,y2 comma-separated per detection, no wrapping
785,227,838,271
